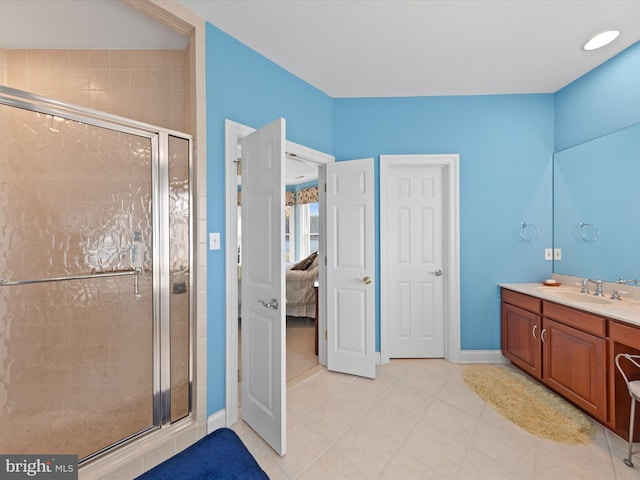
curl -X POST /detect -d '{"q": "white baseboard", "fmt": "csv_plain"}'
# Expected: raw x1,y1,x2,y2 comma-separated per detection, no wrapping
207,409,226,434
377,350,508,364
458,350,509,364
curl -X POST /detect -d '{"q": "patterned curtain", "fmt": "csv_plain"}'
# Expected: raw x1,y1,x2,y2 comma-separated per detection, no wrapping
297,186,318,205
238,187,313,206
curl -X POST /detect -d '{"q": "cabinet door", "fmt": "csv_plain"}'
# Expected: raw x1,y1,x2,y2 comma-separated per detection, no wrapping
542,318,607,421
501,303,542,379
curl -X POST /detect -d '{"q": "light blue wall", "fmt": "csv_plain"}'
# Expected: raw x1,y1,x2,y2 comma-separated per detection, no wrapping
205,24,333,414
204,22,561,416
555,41,640,150
333,95,554,351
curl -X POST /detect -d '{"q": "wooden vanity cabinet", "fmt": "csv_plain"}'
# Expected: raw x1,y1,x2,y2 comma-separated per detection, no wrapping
501,289,542,379
541,317,607,421
501,288,608,423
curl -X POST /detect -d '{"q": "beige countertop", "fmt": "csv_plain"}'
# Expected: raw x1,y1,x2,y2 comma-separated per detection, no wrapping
500,279,640,328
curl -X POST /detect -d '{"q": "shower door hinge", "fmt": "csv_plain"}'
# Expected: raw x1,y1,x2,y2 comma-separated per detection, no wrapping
238,369,242,383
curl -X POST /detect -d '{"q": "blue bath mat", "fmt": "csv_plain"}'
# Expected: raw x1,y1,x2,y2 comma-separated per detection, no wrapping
135,428,269,480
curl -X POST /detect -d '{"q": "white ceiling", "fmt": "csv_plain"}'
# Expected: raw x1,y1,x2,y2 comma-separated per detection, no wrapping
1,1,639,98
181,0,640,97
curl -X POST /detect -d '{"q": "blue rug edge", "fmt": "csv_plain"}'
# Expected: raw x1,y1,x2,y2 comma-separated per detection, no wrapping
135,427,269,480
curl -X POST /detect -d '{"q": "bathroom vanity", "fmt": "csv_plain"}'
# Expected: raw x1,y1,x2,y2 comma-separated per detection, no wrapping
501,281,640,440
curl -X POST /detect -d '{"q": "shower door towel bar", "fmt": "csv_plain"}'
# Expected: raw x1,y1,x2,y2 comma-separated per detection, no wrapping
0,268,142,299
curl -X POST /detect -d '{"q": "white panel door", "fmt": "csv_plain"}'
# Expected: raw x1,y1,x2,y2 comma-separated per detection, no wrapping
383,159,445,357
240,118,286,455
326,158,376,379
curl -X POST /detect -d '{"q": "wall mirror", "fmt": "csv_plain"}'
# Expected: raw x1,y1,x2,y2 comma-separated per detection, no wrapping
553,122,640,283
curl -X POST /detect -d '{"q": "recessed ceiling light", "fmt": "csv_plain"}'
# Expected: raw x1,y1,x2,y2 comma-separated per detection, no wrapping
583,30,620,51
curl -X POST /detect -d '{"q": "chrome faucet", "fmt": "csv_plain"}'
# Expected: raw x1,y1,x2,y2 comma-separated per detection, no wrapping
610,289,627,300
588,277,605,297
579,278,590,294
617,277,640,286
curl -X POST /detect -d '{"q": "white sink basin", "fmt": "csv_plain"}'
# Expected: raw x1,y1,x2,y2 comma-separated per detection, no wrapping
536,288,612,305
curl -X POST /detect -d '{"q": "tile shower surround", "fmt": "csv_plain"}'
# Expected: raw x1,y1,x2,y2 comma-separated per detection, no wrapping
2,3,207,476
1,48,188,134
0,103,155,458
0,102,190,459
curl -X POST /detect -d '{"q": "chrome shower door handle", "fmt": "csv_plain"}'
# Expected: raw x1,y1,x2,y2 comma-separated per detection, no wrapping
258,298,279,310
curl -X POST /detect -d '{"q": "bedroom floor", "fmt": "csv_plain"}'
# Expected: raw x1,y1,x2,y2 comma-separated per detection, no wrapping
238,316,319,385
286,316,319,381
232,359,638,480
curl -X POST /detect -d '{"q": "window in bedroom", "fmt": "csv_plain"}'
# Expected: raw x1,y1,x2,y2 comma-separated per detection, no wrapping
299,202,319,259
285,205,295,263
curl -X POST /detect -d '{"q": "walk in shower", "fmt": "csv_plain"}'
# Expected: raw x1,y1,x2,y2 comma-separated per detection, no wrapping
0,86,192,463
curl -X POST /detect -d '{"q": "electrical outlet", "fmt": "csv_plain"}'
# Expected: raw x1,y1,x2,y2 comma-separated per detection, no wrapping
544,248,553,261
554,248,562,260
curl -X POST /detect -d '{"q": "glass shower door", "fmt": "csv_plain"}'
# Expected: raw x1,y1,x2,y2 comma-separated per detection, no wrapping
0,102,156,460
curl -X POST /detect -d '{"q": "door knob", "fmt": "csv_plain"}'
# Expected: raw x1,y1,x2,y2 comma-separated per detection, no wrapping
430,269,443,277
258,298,279,310
358,276,372,285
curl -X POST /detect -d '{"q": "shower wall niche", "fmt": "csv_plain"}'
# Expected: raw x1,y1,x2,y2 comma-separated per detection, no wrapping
0,86,192,463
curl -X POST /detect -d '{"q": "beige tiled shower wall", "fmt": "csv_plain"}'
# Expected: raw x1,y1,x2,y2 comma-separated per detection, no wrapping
0,49,7,84
0,105,156,459
3,48,187,133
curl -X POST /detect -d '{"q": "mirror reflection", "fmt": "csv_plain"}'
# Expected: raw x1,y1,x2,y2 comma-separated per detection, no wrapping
553,122,640,283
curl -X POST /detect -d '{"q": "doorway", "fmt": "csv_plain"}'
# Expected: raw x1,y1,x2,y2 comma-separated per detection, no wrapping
224,120,333,426
239,153,320,381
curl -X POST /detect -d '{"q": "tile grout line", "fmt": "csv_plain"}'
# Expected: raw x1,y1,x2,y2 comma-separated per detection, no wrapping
293,364,416,479
373,365,465,479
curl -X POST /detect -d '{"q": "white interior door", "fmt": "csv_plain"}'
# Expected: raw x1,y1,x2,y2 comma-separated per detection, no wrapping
382,157,445,358
326,158,376,379
240,118,286,455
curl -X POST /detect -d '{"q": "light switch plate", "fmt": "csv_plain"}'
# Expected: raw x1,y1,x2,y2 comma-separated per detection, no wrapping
209,232,220,250
545,248,553,260
554,248,562,260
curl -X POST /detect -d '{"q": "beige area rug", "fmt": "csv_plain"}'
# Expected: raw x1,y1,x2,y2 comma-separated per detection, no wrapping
462,364,594,445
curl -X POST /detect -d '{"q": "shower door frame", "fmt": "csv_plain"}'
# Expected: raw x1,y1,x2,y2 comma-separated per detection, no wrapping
0,85,194,463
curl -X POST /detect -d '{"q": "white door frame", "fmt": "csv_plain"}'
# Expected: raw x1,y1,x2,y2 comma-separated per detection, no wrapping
380,154,461,364
224,119,333,426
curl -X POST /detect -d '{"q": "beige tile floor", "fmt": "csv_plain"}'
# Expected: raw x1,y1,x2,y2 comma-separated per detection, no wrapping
232,359,640,480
